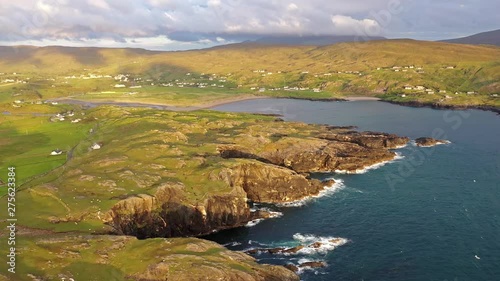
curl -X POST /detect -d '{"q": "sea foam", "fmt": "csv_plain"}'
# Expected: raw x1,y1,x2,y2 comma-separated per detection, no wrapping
334,152,405,174
292,233,349,255
278,179,345,207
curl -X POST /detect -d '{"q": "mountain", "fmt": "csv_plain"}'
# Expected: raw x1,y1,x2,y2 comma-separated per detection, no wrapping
252,35,386,45
440,29,500,46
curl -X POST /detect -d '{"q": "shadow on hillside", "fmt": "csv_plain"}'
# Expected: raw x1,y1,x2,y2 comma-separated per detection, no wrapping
0,46,159,66
118,62,196,81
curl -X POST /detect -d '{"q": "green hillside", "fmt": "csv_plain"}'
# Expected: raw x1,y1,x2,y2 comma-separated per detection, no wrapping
0,39,499,110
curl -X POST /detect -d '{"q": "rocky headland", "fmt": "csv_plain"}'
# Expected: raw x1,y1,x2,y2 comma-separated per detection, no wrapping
7,107,411,280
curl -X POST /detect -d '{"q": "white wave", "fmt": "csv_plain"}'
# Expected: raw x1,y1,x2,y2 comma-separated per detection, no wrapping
334,152,404,174
254,206,284,218
418,140,452,148
278,179,345,207
292,233,349,255
223,241,242,247
246,219,264,227
295,258,328,274
392,143,409,149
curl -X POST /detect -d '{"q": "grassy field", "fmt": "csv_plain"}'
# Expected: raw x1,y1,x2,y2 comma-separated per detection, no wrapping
0,109,93,196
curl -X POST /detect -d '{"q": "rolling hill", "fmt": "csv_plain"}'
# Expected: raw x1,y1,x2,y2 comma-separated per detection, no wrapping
440,29,500,46
252,35,386,45
0,39,499,109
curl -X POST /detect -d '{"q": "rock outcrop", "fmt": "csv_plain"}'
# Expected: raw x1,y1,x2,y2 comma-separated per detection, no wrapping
318,131,410,149
219,134,405,174
104,182,254,239
415,137,450,147
228,162,334,204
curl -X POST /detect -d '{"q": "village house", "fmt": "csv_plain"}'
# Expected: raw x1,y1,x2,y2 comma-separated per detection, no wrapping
50,149,63,156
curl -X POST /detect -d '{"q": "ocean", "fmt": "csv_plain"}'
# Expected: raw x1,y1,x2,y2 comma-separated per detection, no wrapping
207,99,500,281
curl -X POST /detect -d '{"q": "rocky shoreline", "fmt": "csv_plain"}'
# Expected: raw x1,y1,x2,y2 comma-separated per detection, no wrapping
382,99,500,115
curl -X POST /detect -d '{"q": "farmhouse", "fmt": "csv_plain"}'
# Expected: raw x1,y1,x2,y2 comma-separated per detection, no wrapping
50,149,63,156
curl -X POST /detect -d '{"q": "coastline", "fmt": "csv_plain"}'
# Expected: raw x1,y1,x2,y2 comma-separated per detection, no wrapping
381,100,500,115
344,96,381,101
48,95,498,117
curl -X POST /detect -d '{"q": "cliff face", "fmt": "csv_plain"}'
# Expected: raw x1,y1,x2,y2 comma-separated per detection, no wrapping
228,162,333,204
104,182,252,239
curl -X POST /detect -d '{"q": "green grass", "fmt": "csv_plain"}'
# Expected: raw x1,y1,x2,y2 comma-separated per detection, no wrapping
0,112,94,196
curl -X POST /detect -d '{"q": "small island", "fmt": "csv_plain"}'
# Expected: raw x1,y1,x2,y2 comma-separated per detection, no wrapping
415,137,451,147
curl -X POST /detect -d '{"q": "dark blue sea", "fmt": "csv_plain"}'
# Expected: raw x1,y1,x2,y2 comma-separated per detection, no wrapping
208,99,500,281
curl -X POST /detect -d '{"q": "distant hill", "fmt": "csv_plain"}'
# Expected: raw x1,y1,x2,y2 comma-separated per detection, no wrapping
252,35,386,45
440,29,500,46
0,39,499,96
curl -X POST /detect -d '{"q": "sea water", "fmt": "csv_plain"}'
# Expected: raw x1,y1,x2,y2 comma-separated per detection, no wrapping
208,99,500,281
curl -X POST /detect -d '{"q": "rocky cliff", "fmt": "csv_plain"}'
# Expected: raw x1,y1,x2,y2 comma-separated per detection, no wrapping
104,182,253,239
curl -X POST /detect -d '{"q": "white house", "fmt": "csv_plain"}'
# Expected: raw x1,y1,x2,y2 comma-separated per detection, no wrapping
91,143,101,150
51,149,63,156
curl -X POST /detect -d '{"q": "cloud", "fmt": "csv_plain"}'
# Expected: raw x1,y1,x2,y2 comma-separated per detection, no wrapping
0,0,498,49
330,15,380,36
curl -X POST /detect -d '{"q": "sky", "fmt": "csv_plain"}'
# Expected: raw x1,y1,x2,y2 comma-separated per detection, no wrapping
0,0,498,50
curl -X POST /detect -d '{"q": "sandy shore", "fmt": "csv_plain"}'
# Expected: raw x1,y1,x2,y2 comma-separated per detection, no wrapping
49,95,381,111
48,94,271,111
198,95,271,109
344,96,381,101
